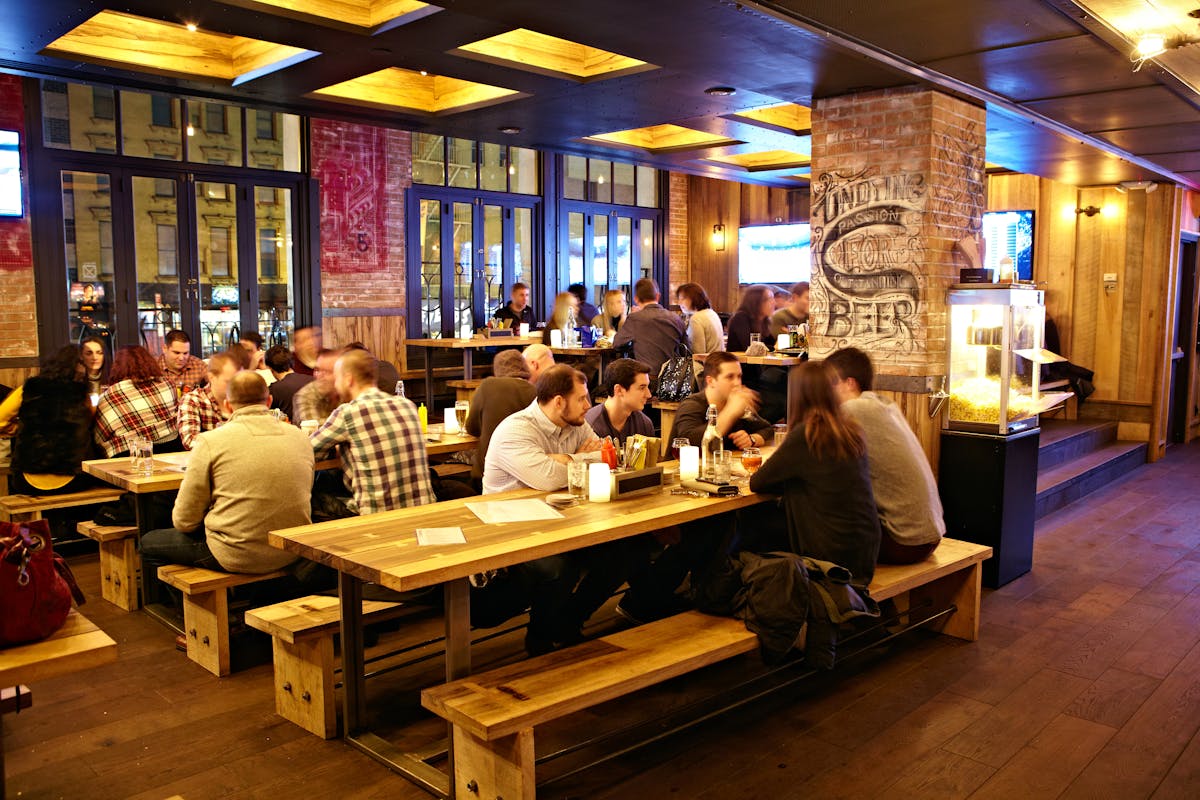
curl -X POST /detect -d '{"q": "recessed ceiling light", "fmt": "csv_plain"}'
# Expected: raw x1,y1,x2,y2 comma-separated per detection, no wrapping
498,126,521,135
704,86,736,96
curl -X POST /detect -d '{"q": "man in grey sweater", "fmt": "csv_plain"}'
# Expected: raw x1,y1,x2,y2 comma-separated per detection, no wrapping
826,348,944,564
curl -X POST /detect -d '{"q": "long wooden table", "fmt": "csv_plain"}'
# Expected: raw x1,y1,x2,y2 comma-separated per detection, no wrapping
269,480,771,797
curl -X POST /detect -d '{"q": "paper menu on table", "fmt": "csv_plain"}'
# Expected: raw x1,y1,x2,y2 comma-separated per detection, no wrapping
155,452,191,472
465,500,565,524
416,527,467,546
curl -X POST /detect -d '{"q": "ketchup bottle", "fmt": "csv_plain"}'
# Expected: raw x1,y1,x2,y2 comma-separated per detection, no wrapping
601,438,618,470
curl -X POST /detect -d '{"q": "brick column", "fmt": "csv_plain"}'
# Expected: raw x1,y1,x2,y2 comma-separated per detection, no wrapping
0,74,38,358
808,87,985,379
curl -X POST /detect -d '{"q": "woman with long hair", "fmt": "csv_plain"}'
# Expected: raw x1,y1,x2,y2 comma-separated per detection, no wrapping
94,345,182,457
9,345,101,494
542,291,581,345
80,336,110,395
675,282,724,354
725,284,776,352
748,360,881,584
593,289,628,335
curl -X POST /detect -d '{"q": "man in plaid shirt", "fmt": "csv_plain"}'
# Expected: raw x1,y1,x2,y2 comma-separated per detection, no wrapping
178,352,240,448
159,330,208,396
308,349,435,515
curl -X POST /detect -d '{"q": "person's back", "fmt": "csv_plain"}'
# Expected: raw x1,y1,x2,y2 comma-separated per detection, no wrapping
465,376,536,481
270,372,312,418
613,278,685,379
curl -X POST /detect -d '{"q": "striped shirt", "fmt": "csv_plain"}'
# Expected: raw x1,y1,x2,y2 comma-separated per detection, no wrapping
309,387,435,515
95,379,179,457
177,385,230,449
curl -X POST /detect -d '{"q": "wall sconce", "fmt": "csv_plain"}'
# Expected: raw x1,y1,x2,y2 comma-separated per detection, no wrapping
711,223,726,251
1076,205,1103,217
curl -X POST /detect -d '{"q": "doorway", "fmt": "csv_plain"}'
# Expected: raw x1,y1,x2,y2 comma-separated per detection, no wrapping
1169,235,1198,443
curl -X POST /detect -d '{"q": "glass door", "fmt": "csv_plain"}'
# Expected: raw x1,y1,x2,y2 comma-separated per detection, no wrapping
561,204,656,312
61,171,119,353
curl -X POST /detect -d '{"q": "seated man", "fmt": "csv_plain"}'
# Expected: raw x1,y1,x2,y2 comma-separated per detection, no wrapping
769,281,810,337
673,351,773,450
177,351,240,449
484,364,618,654
343,341,401,393
292,348,340,424
826,347,944,563
567,283,599,327
158,329,208,396
140,372,317,584
522,342,555,383
266,344,313,420
613,278,687,381
308,348,435,515
584,358,655,445
493,282,537,329
464,349,537,485
292,325,322,376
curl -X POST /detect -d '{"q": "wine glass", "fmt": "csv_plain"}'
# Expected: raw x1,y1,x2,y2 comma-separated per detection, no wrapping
740,446,763,475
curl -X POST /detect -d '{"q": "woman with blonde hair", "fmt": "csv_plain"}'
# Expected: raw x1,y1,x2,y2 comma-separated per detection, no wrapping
675,282,723,354
748,360,881,584
593,289,628,335
542,291,580,345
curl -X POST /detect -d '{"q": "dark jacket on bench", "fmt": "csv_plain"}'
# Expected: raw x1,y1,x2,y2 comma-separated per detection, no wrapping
13,375,97,479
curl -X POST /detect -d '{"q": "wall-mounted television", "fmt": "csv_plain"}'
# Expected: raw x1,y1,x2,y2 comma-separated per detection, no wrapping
210,285,240,307
982,210,1034,281
0,130,22,218
738,223,811,286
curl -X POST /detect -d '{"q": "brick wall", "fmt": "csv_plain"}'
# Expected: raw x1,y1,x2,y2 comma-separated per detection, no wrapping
0,74,38,358
667,171,689,295
310,119,410,310
808,87,985,377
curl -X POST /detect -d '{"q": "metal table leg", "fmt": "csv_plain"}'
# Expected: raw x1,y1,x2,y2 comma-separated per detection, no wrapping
424,352,435,411
135,492,183,634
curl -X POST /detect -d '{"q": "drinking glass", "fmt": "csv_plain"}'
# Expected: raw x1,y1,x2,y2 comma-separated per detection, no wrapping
454,400,469,431
567,461,588,499
740,446,763,475
749,333,762,346
130,437,154,476
712,451,733,484
671,437,689,461
773,424,789,448
269,408,288,423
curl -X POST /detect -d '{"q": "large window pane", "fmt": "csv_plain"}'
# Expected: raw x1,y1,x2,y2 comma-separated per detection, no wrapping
636,165,659,207
63,171,117,346
588,158,611,203
41,81,117,154
480,142,506,192
255,186,294,348
639,218,655,282
483,205,503,318
568,212,584,284
194,180,239,356
616,217,632,286
418,199,442,337
412,133,445,185
593,214,608,288
613,162,636,205
510,147,538,194
448,138,476,189
121,91,182,160
564,156,587,200
453,202,474,336
248,111,302,172
188,102,242,167
131,175,180,355
514,207,531,286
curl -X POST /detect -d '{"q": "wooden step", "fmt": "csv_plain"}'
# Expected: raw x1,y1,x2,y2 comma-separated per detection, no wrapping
1037,419,1117,470
1035,440,1146,518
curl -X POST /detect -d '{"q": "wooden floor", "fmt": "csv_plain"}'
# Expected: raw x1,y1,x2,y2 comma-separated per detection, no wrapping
7,439,1200,799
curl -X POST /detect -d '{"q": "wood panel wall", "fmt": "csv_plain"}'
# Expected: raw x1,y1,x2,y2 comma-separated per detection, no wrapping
0,365,38,390
876,387,943,476
321,314,407,372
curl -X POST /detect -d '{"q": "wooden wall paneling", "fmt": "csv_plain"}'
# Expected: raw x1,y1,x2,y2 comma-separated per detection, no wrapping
1187,233,1200,442
1147,187,1185,461
688,176,741,314
767,187,792,224
322,314,407,372
1121,190,1149,402
0,366,38,389
740,184,768,227
986,173,1039,211
1037,179,1078,358
788,190,810,223
1134,188,1175,406
1074,187,1126,402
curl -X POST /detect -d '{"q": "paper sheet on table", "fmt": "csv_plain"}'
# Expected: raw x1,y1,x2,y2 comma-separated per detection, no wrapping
416,527,467,546
155,452,191,472
465,500,565,524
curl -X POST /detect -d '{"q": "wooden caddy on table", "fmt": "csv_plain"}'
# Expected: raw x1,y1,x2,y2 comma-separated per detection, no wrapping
423,538,991,800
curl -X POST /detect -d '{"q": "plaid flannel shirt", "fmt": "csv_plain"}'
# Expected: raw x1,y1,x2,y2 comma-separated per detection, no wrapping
94,379,179,457
158,353,208,395
309,387,435,515
177,385,230,449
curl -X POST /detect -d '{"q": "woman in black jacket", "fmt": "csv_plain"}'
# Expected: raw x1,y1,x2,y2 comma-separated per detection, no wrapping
11,346,100,495
748,360,881,585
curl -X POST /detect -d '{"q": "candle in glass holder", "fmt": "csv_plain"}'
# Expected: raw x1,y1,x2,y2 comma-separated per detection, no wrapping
588,463,611,502
443,407,459,434
679,446,700,481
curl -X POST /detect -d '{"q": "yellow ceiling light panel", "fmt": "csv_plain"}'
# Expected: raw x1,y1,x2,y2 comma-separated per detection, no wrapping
453,28,657,82
707,150,811,171
42,11,318,85
731,103,812,133
585,124,739,152
310,67,524,114
223,0,437,33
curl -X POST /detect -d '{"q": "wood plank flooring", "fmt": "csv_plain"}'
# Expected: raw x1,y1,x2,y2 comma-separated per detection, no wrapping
7,440,1200,799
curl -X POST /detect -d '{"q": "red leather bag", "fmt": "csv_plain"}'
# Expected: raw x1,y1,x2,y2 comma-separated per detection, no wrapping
0,520,85,646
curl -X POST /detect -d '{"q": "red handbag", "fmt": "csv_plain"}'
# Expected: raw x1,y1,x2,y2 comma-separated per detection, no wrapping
0,520,86,646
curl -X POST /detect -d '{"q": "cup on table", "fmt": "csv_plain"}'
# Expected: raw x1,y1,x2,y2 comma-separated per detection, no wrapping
740,446,762,475
749,333,762,346
670,437,689,461
773,424,788,449
712,451,733,484
454,400,469,432
129,437,154,476
300,420,319,436
269,408,288,423
567,460,588,499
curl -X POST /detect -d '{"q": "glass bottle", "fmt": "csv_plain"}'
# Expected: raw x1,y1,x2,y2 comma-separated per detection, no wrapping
394,380,405,398
700,403,722,480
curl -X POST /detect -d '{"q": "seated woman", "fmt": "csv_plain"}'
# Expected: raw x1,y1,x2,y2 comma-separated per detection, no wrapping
542,291,581,345
9,346,101,495
676,282,724,354
94,345,183,457
80,336,110,397
593,289,628,336
727,284,785,421
747,360,881,586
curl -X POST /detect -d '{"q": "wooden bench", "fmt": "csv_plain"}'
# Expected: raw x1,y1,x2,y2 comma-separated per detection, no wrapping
157,565,289,677
651,400,681,457
447,379,484,404
77,521,140,611
432,462,473,480
0,486,126,522
422,538,991,799
245,595,414,738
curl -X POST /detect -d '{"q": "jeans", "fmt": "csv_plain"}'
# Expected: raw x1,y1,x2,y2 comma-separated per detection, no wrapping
140,527,220,571
511,555,580,653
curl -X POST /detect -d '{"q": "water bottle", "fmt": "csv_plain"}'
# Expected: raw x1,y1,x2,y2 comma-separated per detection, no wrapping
394,380,405,399
701,403,723,480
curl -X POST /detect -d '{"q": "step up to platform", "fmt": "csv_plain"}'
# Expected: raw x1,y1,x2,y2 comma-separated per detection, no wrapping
1038,420,1117,471
1036,419,1146,518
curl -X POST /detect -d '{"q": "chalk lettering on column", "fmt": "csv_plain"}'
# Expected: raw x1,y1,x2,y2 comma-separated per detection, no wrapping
811,168,925,353
930,121,984,242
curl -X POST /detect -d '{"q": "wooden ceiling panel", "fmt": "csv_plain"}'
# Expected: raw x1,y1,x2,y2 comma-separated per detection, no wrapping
1025,85,1200,132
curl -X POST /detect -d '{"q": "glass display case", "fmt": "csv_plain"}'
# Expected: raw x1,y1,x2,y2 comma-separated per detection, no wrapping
947,284,1071,435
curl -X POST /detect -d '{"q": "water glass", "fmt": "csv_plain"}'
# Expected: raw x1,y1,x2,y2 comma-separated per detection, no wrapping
773,424,788,449
749,333,762,346
454,400,470,432
712,451,733,484
129,437,154,476
567,460,588,499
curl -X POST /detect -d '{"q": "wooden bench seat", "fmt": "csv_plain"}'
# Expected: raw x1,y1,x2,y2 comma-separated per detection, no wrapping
157,565,289,677
0,486,126,522
0,609,117,687
245,594,413,738
422,538,991,799
78,521,140,611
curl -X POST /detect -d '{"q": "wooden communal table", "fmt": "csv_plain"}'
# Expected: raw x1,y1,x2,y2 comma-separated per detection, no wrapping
270,480,771,797
1,609,117,798
407,336,540,408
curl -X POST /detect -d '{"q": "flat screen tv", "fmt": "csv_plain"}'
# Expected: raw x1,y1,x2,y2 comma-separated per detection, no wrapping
738,223,811,286
0,130,22,217
982,210,1034,281
210,285,240,307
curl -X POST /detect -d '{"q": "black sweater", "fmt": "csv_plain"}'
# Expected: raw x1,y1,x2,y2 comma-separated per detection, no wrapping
13,376,97,476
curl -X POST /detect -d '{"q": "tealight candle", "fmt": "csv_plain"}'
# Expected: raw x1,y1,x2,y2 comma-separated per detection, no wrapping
679,446,700,481
443,407,459,434
588,462,611,502
519,322,530,337
549,329,563,348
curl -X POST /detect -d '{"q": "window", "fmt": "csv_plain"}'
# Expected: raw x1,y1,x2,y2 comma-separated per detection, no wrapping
259,228,278,278
150,95,174,128
154,178,176,197
255,186,277,204
99,220,113,275
562,156,658,206
210,226,230,276
92,87,115,120
157,224,177,276
203,182,229,201
255,110,276,140
411,135,539,193
204,103,227,134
